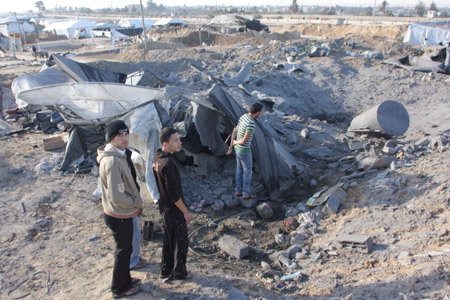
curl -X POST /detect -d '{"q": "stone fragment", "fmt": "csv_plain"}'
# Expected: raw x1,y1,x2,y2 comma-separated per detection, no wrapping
239,197,257,208
300,128,310,139
261,261,271,271
275,233,290,246
256,202,273,219
218,235,249,259
223,196,240,208
323,193,342,214
212,200,224,211
336,234,373,253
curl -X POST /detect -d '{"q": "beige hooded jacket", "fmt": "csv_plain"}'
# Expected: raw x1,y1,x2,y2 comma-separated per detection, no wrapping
97,144,142,218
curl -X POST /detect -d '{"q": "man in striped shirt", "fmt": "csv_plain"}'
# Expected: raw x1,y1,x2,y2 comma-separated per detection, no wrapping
226,103,263,199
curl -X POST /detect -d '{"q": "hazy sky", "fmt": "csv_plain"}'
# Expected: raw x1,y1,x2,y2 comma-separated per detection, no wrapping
1,0,449,14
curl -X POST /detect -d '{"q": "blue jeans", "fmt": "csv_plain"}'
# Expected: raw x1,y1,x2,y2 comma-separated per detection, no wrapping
235,149,252,196
129,216,141,268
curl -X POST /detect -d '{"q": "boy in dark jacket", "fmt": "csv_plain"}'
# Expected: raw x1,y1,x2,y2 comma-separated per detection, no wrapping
153,127,193,280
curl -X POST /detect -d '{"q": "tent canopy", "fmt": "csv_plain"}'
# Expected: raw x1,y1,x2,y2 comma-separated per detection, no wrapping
403,21,450,46
153,18,185,27
118,18,154,29
44,18,97,38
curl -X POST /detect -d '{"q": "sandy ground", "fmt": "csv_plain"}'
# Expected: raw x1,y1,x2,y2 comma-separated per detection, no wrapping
1,23,450,300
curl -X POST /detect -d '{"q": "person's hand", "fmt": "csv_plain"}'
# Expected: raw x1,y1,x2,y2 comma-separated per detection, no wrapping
226,146,233,155
184,212,193,225
136,207,143,216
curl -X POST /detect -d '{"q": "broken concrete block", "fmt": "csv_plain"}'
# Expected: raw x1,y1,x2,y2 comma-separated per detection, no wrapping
337,234,373,253
323,193,343,214
290,234,307,247
226,287,248,300
287,245,301,258
307,183,345,207
212,200,224,211
42,136,66,151
300,128,310,139
415,137,430,148
349,140,366,151
214,187,226,196
223,196,239,209
275,233,290,246
261,261,271,271
295,252,307,260
277,253,299,269
218,235,249,259
221,194,233,202
256,202,273,219
357,156,395,170
239,196,257,208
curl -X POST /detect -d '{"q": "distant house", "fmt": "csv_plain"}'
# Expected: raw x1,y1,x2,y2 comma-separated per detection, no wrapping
427,10,437,18
153,18,186,28
118,18,154,29
44,18,97,39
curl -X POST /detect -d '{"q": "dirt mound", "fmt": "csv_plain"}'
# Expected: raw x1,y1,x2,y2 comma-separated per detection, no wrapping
272,24,408,40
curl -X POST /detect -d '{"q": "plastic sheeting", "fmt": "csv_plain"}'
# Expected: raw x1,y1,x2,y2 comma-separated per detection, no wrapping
403,21,450,46
14,82,167,123
122,102,164,202
12,54,128,107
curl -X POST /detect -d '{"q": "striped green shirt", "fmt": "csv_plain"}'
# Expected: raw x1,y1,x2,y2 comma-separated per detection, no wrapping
235,113,256,152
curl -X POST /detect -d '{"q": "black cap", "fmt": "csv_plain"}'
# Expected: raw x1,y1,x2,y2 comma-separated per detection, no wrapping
107,120,129,142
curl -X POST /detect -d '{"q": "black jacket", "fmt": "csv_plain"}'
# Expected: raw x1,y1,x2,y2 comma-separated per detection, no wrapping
153,149,184,212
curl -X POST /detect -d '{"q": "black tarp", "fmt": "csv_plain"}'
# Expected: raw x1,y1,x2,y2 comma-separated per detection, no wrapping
116,28,143,37
47,54,127,83
207,85,294,193
383,47,450,74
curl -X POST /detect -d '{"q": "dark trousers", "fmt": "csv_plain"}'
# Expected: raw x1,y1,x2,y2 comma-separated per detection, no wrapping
161,209,189,279
104,214,133,294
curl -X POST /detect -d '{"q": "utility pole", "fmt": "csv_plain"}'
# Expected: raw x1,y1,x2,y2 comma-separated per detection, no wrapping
139,0,148,51
372,0,377,24
14,12,25,48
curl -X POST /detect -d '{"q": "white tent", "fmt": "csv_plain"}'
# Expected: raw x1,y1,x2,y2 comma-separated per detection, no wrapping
403,21,450,46
153,18,185,27
0,17,36,36
44,18,97,39
118,18,154,29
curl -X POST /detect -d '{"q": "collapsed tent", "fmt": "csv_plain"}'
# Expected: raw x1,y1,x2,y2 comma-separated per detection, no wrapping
12,56,305,201
383,47,450,74
12,54,129,107
403,21,450,46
